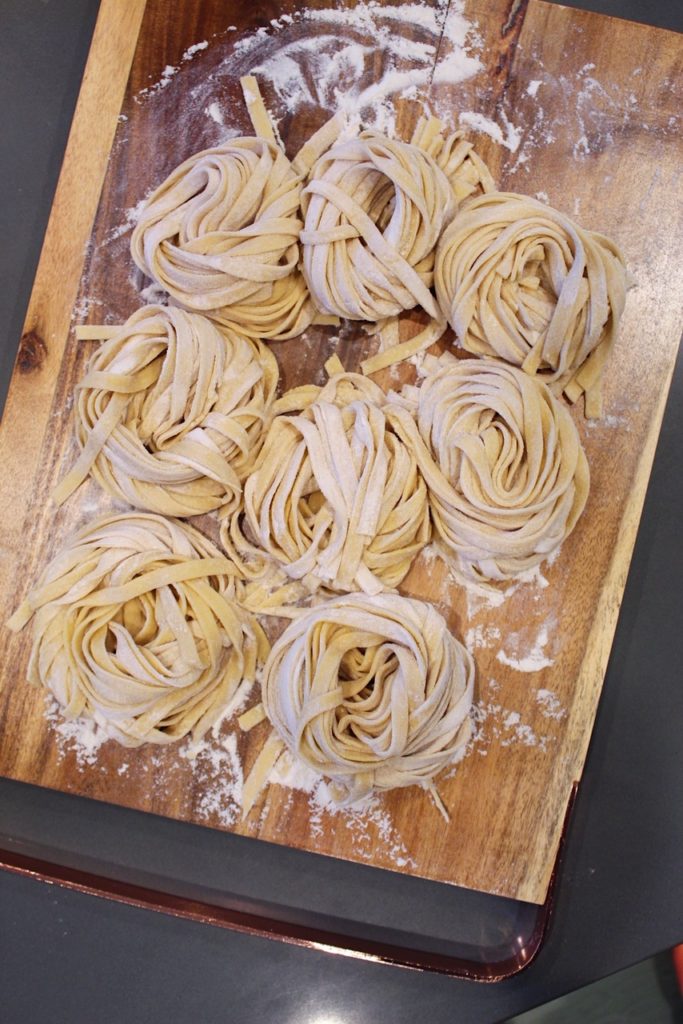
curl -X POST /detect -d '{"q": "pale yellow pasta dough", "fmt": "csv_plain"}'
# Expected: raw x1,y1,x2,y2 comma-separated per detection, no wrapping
390,354,590,582
130,136,317,340
300,131,453,323
7,514,268,746
260,592,474,804
54,305,278,517
301,122,493,375
434,191,628,417
221,373,430,595
410,115,495,206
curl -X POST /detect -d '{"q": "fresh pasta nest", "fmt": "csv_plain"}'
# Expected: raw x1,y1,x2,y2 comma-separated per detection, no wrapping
434,192,628,416
130,138,316,340
7,514,268,746
300,131,455,323
222,372,430,594
390,355,590,582
410,116,495,206
55,305,278,517
261,593,474,803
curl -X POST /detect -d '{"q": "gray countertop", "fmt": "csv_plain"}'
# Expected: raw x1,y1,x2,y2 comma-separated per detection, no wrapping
0,2,681,1022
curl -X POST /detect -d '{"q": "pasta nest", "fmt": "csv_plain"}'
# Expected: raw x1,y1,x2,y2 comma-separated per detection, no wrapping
410,118,495,206
8,514,268,746
390,356,590,582
261,593,474,803
221,373,430,594
300,132,455,323
434,192,628,416
56,305,278,517
130,139,315,340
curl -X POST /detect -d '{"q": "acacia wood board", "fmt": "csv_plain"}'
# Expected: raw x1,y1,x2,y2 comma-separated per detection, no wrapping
0,0,681,905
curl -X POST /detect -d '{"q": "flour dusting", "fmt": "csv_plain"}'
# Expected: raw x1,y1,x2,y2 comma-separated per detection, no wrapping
470,687,553,754
458,110,522,152
496,621,554,673
465,623,501,653
205,101,225,124
230,0,484,136
458,561,550,619
535,688,567,721
71,295,103,323
44,698,112,766
269,748,416,867
181,732,244,827
136,39,210,100
585,413,627,430
104,197,149,244
138,282,169,305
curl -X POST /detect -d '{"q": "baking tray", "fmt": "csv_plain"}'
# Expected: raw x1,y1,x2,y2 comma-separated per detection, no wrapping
0,776,575,978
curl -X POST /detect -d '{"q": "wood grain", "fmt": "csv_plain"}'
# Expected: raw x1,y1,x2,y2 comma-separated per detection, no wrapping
0,0,681,904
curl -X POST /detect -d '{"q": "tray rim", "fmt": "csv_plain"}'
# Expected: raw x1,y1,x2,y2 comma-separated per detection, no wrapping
0,783,576,981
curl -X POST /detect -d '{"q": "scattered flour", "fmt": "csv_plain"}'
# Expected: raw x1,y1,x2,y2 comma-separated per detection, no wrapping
535,688,567,721
460,576,508,619
104,197,149,244
138,282,169,305
458,110,522,153
183,41,209,61
70,295,103,323
465,623,501,653
514,564,550,590
183,732,244,828
138,64,179,100
136,39,210,101
470,695,552,754
545,545,563,568
585,413,627,430
459,561,549,619
269,747,417,867
418,543,441,565
205,101,224,124
496,621,554,673
179,676,257,763
133,0,485,139
44,698,112,766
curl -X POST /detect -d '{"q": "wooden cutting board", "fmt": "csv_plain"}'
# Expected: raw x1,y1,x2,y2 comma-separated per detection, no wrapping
0,0,681,905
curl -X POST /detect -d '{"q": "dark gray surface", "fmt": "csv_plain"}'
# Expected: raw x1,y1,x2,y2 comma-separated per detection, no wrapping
509,952,682,1022
550,0,683,32
0,0,101,415
1,2,682,1023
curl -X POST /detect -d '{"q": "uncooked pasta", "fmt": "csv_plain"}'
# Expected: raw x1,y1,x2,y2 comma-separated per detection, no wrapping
7,514,268,746
434,191,628,417
261,592,474,804
389,354,590,582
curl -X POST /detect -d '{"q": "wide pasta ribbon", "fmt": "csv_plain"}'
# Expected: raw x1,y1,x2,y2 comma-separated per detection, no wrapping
434,192,628,417
221,373,430,594
130,78,338,340
390,354,590,582
55,305,278,517
7,514,269,746
300,123,492,375
259,592,474,805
